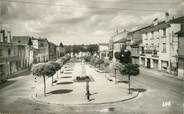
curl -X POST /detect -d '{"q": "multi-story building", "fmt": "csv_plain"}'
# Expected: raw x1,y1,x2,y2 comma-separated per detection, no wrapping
12,36,34,67
98,43,109,60
48,42,57,60
139,15,182,75
32,38,49,63
0,29,28,81
56,46,65,58
111,29,128,62
170,16,184,78
128,27,148,65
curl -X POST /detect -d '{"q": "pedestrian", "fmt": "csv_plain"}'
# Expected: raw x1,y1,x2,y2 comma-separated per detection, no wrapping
86,79,90,101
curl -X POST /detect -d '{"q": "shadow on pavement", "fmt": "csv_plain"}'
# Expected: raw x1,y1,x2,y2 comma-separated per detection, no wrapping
60,76,72,78
90,92,98,95
47,89,73,95
57,82,73,85
63,72,72,74
0,80,16,90
129,88,146,92
117,80,128,84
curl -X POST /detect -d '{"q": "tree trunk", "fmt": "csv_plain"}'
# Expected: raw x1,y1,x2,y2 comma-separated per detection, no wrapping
115,69,116,84
43,75,46,96
128,74,130,94
52,76,53,86
57,71,58,79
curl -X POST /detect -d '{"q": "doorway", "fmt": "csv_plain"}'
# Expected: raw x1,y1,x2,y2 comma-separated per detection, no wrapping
147,58,151,68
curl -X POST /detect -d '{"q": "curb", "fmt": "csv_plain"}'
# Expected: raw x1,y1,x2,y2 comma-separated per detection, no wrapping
31,90,140,106
140,67,184,81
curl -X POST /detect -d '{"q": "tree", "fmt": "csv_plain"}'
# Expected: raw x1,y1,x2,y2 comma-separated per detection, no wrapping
113,61,123,83
104,60,110,77
32,63,56,96
87,44,99,55
28,38,33,46
119,63,139,94
83,56,91,63
59,42,64,47
56,60,64,73
48,61,61,85
120,49,132,64
90,57,96,66
94,58,104,68
114,52,121,60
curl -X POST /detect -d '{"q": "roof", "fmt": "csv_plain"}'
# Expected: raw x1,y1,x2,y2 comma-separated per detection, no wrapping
141,21,170,33
31,37,48,41
99,43,109,46
175,31,184,37
130,25,151,34
113,38,127,43
12,36,32,45
140,16,184,33
169,16,184,23
131,39,142,47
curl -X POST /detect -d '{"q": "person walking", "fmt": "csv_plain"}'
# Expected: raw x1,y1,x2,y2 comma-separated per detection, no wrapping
86,79,90,101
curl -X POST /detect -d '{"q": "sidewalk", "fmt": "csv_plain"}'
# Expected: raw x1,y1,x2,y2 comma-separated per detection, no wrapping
32,63,138,105
140,67,184,81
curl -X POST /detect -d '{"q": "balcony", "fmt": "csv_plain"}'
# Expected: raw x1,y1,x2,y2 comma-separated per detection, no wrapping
144,50,153,54
141,49,159,58
152,54,159,58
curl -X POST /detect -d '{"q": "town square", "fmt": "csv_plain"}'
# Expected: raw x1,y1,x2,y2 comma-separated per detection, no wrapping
0,0,184,114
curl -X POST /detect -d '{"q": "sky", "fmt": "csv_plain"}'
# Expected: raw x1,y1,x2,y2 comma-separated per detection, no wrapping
0,0,184,45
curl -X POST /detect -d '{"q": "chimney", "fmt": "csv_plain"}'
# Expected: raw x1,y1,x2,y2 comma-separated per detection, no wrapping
153,18,158,26
165,12,170,22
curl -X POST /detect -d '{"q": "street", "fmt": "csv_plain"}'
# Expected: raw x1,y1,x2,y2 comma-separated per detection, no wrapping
0,62,183,114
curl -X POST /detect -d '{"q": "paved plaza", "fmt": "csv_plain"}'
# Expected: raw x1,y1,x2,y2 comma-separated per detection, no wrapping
33,62,138,105
0,62,183,114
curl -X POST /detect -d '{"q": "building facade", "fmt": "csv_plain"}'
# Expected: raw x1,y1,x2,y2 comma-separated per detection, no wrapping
48,42,57,60
56,46,65,58
111,29,128,62
128,31,142,65
99,43,109,60
0,29,28,81
32,38,49,63
170,16,184,78
12,36,34,67
139,16,181,75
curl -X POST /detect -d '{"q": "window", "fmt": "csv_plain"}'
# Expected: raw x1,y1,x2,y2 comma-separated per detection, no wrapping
8,48,11,55
181,24,184,31
163,28,166,36
40,43,44,47
162,43,166,53
0,33,3,42
151,31,154,39
156,31,159,39
0,49,2,56
0,65,3,77
145,33,148,40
